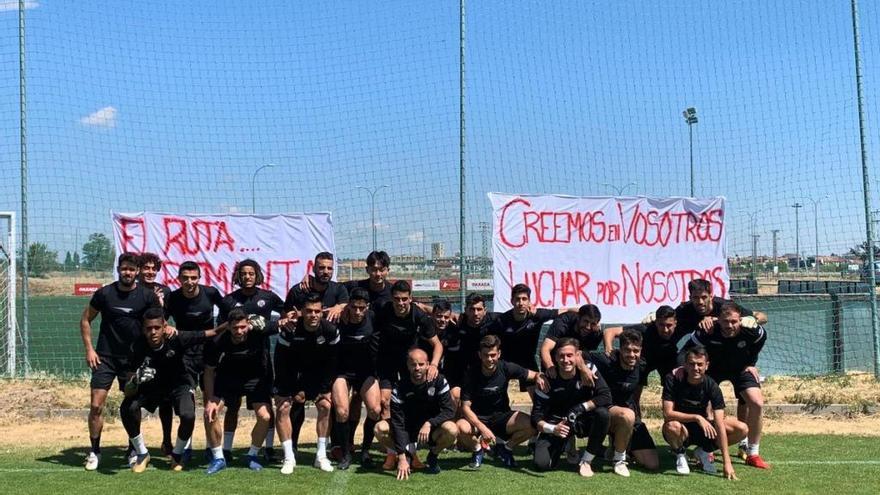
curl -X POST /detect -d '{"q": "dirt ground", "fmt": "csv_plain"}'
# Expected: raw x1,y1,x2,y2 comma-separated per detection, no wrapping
1,375,879,450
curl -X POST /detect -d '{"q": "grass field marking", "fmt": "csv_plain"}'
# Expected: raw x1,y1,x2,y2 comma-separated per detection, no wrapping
772,461,880,465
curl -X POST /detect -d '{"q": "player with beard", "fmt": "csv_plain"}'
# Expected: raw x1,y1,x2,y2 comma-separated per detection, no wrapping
216,259,285,462
285,251,348,321
374,348,459,479
120,308,227,472
682,302,770,469
662,346,747,478
670,278,766,333
80,253,160,471
331,288,382,469
274,293,340,474
588,329,657,475
540,304,604,378
456,335,548,469
532,338,611,477
375,280,443,469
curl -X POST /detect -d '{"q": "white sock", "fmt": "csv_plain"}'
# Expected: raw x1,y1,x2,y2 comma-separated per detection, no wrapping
130,434,148,455
748,443,760,456
173,437,188,455
316,437,328,459
739,438,748,448
248,445,259,457
580,451,595,464
223,431,235,451
613,450,626,462
211,446,224,460
265,427,275,448
185,437,192,450
282,439,295,461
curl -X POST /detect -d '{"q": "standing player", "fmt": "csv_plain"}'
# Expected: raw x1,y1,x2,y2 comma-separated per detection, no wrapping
662,346,747,478
120,308,226,472
442,293,497,404
203,309,276,474
430,299,459,406
344,250,393,308
285,251,348,321
588,329,658,476
331,288,382,469
273,293,340,474
456,335,547,469
374,348,459,479
374,280,443,469
79,252,160,471
216,259,285,462
672,278,767,333
532,338,611,477
540,304,604,378
683,302,769,469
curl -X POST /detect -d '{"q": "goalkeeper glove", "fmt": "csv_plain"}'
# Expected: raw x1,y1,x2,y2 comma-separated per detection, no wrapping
641,311,656,325
567,403,588,424
740,316,758,329
247,314,267,332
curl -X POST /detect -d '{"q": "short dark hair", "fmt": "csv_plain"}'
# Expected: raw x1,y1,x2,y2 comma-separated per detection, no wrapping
479,334,501,351
118,252,139,267
142,307,165,322
510,283,531,300
138,252,161,269
465,292,485,308
178,261,200,276
577,304,602,321
302,292,324,307
231,259,264,287
655,305,676,321
685,345,709,360
227,308,248,323
315,252,334,263
391,280,411,295
688,278,712,294
432,299,452,313
719,301,745,317
618,328,643,348
554,337,580,353
366,251,390,268
349,287,370,303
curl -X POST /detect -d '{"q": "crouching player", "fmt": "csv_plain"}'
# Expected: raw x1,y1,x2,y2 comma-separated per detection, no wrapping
662,346,747,479
589,329,658,476
120,308,225,472
531,338,611,477
457,335,547,469
375,348,458,479
202,309,275,474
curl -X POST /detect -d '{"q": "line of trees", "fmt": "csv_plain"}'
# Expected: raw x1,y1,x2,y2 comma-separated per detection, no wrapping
20,233,114,277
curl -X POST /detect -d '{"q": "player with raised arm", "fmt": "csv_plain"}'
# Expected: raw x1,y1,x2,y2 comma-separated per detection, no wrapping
120,308,227,472
683,301,770,469
80,253,160,471
588,329,657,476
273,293,340,474
672,278,767,333
331,288,382,469
285,251,349,321
540,304,604,378
662,346,747,478
532,338,611,477
202,308,278,474
374,348,459,479
216,260,285,462
456,335,547,469
374,280,443,469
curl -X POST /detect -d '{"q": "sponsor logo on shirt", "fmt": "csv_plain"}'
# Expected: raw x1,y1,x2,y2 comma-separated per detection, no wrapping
483,386,500,392
112,307,134,313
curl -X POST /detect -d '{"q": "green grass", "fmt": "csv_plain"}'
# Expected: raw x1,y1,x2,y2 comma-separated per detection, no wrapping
1,435,878,494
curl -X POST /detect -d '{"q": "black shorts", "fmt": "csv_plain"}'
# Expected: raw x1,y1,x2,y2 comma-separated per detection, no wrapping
90,355,129,391
709,369,761,399
628,421,656,452
377,356,407,390
401,422,447,448
641,359,676,386
337,370,374,391
136,384,196,415
476,410,516,439
682,420,716,451
215,376,273,409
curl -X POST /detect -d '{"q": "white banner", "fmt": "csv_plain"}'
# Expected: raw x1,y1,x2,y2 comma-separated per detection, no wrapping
412,279,440,292
466,279,493,291
489,193,728,322
111,212,335,296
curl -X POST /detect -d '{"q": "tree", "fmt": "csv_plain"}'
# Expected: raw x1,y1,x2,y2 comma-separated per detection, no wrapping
848,241,880,263
24,242,61,277
81,233,115,271
64,251,74,271
73,251,80,269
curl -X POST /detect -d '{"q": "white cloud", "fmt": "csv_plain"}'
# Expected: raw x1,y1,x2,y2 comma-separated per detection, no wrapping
79,106,117,128
0,1,39,12
407,231,424,243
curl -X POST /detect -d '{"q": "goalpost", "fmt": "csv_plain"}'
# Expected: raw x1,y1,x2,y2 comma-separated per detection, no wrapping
0,212,16,377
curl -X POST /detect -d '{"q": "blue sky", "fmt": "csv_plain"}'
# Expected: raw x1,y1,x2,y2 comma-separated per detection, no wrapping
1,1,879,261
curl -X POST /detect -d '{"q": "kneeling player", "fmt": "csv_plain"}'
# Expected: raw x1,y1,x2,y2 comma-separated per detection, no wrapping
456,335,547,469
374,348,458,479
202,309,275,474
532,338,611,477
274,293,340,474
589,329,658,476
662,346,747,479
120,308,225,472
